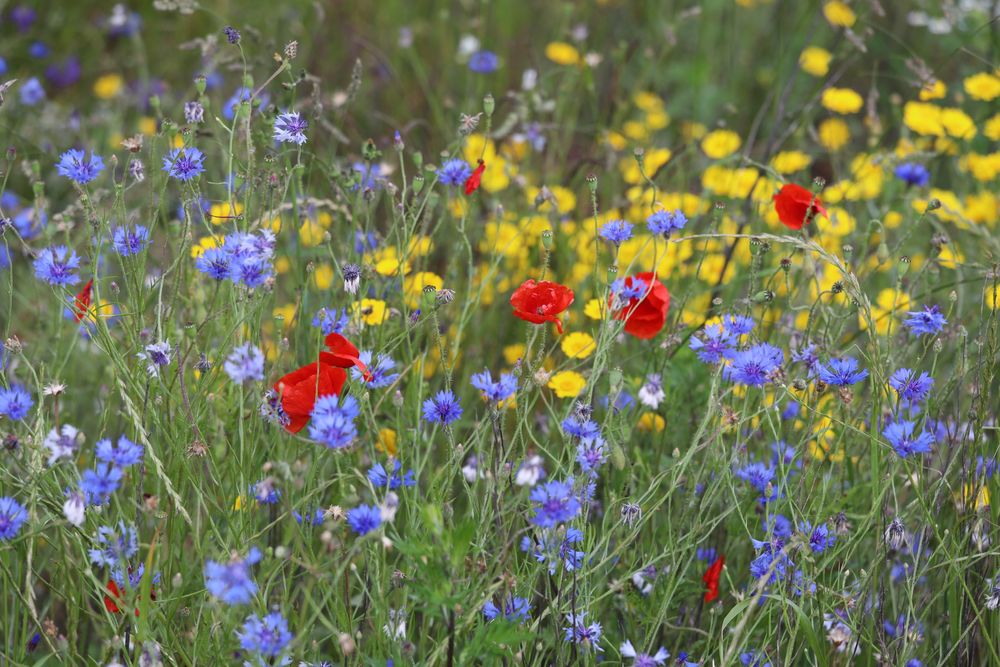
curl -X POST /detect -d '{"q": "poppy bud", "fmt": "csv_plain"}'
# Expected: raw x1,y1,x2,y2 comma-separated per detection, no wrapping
483,92,495,117
586,173,598,194
877,242,889,263
412,174,424,195
195,75,207,95
898,256,911,277
362,138,379,162
541,229,553,250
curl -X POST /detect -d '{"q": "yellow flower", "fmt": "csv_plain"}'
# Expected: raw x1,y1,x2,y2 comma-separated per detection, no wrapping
313,263,335,290
548,370,586,398
93,74,123,99
963,72,1000,102
138,117,158,136
918,79,946,101
190,236,219,259
274,256,291,275
620,147,671,184
376,428,398,457
770,150,811,174
817,118,850,151
375,256,409,277
273,304,297,330
623,120,649,142
584,298,605,320
560,332,596,359
354,299,389,326
823,1,856,27
603,130,627,151
545,41,581,66
637,413,665,433
701,129,742,159
526,185,578,214
903,101,944,137
298,220,325,246
821,87,863,114
986,284,1000,311
799,46,832,77
940,108,976,140
961,153,1000,182
210,201,243,224
403,271,443,307
633,92,664,112
644,108,670,131
503,343,526,365
965,191,998,226
984,113,1000,141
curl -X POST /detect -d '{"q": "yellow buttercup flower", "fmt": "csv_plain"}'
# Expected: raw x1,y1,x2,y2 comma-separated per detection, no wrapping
770,150,811,174
313,264,335,290
584,298,605,320
963,72,1000,102
637,413,665,433
799,46,832,77
93,74,123,99
940,108,976,140
701,129,741,160
210,202,243,224
823,1,856,27
545,41,581,66
298,220,325,246
354,299,389,326
560,332,596,359
821,87,863,114
503,343,526,365
376,428,398,457
548,370,586,398
918,79,946,101
190,236,219,259
817,118,850,151
903,101,944,137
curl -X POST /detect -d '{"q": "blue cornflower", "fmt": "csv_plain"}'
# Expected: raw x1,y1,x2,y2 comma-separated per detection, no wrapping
230,257,272,288
347,504,382,536
468,50,499,73
368,460,416,490
749,538,792,586
138,340,172,377
0,384,33,420
44,424,80,464
308,395,360,449
483,596,531,623
204,547,262,605
222,86,269,120
611,277,648,301
740,650,772,667
274,111,308,145
599,218,634,245
438,158,473,186
353,230,378,254
894,163,930,187
889,368,933,404
735,462,776,500
20,77,45,105
816,357,869,386
293,508,325,526
721,313,755,335
903,304,947,336
689,324,737,364
351,162,382,190
95,436,144,467
801,521,835,554
311,307,349,335
883,420,935,458
791,343,820,376
223,343,265,384
883,614,923,641
470,368,517,404
529,479,581,528
80,463,123,505
110,563,159,592
763,513,793,539
195,247,232,280
89,522,139,568
521,527,585,573
697,546,718,562
422,390,462,424
162,147,206,181
723,343,783,386
0,497,28,541
352,351,399,388
56,149,105,184
111,225,150,256
237,612,293,659
33,246,82,286
646,209,687,237
620,640,669,666
576,437,607,477
563,611,603,652
562,415,600,441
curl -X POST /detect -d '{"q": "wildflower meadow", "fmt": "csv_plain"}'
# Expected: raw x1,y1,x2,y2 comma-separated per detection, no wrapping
3,1,1000,665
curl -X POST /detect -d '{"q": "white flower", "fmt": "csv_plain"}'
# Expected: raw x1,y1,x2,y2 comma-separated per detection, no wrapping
63,490,85,527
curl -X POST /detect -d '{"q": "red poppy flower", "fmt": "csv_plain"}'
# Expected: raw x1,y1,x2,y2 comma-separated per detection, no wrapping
773,183,826,230
274,359,348,433
323,332,371,380
72,279,94,322
510,279,575,334
464,159,486,195
104,578,156,616
610,272,670,339
702,555,725,602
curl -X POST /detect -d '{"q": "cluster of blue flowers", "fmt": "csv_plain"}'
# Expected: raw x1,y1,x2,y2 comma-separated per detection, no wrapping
194,229,276,288
308,395,360,449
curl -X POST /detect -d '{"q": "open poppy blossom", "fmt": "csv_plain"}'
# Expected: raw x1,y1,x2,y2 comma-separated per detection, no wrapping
510,279,575,334
610,271,670,339
274,334,369,433
464,159,486,195
702,554,725,602
773,183,826,230
103,578,156,617
72,279,94,323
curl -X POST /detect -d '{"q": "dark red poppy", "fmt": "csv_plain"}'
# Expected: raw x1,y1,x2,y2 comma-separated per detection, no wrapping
773,183,826,230
72,279,93,322
323,332,371,380
274,360,348,434
702,555,725,602
610,271,670,339
510,279,575,334
464,159,486,195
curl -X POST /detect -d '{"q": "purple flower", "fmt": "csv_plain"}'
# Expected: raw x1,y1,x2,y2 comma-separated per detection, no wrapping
882,420,934,458
468,50,499,73
33,246,81,286
204,546,262,605
646,209,687,236
620,640,669,666
162,147,206,181
347,504,382,536
223,343,265,384
56,149,104,184
894,163,930,187
723,343,783,386
889,368,933,404
308,395,360,449
422,390,462,424
470,368,517,404
80,463,123,505
88,522,139,568
274,111,308,145
0,496,28,541
816,357,869,386
0,384,33,420
529,479,581,528
368,460,416,490
237,612,293,659
95,436,144,468
563,611,603,652
689,324,736,364
112,225,150,256
483,596,531,623
903,304,947,336
438,158,473,186
599,219,634,245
